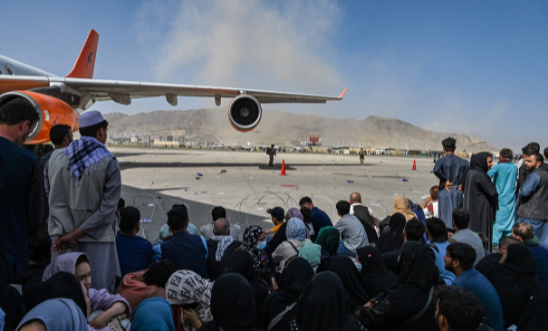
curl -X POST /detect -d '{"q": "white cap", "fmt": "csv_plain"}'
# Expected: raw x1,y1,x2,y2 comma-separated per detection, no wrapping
78,110,104,128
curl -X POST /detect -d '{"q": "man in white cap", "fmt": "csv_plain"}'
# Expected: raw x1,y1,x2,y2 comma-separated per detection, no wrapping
44,110,121,292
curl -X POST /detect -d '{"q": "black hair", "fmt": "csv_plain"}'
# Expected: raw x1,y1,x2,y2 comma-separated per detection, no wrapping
499,236,521,248
452,208,470,229
119,206,141,234
534,153,544,164
404,219,425,241
75,254,90,268
79,119,108,138
299,197,313,206
118,198,126,210
523,147,538,157
0,98,39,126
512,222,535,241
167,206,189,231
442,137,456,152
527,142,540,154
212,206,226,221
143,260,177,288
435,285,484,331
544,147,548,159
426,218,448,243
477,232,489,250
500,148,513,160
336,200,350,216
28,232,51,264
446,243,476,271
49,124,72,145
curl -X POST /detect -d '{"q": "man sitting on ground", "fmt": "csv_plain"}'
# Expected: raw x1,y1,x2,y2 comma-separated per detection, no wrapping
199,206,240,240
382,219,425,275
426,218,456,285
334,201,368,257
445,243,505,331
435,285,487,331
116,206,153,278
448,209,485,265
349,192,379,244
152,207,209,278
512,222,548,286
206,218,242,281
264,207,285,236
299,197,333,242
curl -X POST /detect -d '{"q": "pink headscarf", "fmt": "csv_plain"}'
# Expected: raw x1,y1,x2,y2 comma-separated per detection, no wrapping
42,252,88,281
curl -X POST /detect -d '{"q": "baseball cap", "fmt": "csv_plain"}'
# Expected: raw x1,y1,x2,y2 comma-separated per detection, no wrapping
267,207,285,221
78,110,105,128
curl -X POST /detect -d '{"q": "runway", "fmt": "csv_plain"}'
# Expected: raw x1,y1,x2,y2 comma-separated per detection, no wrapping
115,148,440,240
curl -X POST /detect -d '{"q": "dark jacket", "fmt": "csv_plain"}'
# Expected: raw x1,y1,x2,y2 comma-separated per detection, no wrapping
161,231,208,278
206,239,242,281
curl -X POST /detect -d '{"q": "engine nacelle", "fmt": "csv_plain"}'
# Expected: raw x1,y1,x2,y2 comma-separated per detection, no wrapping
0,91,80,144
228,95,262,132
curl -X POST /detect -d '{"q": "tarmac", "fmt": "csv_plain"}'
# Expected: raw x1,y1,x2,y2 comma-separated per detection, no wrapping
114,148,441,241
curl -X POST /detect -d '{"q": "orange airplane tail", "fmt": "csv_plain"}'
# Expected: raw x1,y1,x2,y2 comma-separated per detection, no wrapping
66,29,99,79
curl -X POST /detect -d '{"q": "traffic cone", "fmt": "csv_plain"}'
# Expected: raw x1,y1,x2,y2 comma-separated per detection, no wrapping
412,160,417,171
280,160,287,176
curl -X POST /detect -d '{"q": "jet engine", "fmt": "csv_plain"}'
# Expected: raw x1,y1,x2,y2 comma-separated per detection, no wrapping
0,91,80,144
228,95,262,132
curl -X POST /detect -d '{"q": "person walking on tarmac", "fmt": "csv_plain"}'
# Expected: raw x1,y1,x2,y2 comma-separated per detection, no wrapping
359,148,365,165
267,144,276,167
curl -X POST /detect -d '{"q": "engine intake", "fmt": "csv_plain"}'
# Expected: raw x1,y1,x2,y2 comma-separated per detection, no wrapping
228,95,262,132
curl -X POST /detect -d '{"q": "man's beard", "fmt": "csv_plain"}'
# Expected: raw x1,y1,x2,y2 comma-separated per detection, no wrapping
444,263,454,273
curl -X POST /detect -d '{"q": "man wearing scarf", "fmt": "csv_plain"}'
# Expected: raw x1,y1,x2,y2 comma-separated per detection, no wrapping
206,218,242,280
487,148,518,246
433,137,470,229
45,110,121,292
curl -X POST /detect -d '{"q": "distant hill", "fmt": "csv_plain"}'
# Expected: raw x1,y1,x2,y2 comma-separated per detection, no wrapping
103,109,497,152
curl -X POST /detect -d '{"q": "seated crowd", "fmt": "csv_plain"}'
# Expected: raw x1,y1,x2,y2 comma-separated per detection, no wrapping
1,105,548,331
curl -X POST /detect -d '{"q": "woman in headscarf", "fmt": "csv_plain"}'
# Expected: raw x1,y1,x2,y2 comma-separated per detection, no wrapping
290,272,366,331
164,270,213,331
132,298,175,331
328,255,370,312
388,196,417,222
517,284,548,331
23,272,89,318
201,273,261,331
314,226,340,272
240,226,271,269
225,251,269,314
356,246,397,297
481,244,541,327
356,242,439,331
298,243,322,272
267,208,304,252
461,152,498,251
272,218,312,272
43,253,131,330
376,213,406,254
258,258,314,331
17,299,88,331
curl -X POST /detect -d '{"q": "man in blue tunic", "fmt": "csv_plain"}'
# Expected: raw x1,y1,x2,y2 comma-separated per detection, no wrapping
433,137,470,229
487,148,518,246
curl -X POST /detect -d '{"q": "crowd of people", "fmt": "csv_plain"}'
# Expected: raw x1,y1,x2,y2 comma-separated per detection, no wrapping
0,102,547,331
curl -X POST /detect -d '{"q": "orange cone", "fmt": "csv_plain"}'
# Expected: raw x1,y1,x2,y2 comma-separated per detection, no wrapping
412,160,417,171
280,160,287,176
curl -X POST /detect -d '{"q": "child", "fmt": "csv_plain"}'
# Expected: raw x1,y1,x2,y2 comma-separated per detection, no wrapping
422,186,439,218
265,207,285,235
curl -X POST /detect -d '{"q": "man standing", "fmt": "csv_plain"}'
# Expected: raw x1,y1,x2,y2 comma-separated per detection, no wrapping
334,201,368,257
433,137,470,229
46,110,121,292
359,148,365,165
517,153,548,244
40,124,73,168
349,192,379,244
0,98,48,284
267,144,276,167
487,148,518,246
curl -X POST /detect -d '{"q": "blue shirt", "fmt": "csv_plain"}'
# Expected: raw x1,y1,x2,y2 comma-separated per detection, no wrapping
454,269,505,331
519,172,541,199
311,207,333,238
528,243,548,286
115,233,153,277
428,242,456,285
152,235,208,261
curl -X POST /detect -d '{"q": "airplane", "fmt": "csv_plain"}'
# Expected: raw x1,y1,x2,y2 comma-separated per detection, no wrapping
0,29,347,153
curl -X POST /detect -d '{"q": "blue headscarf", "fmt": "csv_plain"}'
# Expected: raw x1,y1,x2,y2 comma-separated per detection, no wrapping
286,218,306,241
17,298,88,331
133,297,175,331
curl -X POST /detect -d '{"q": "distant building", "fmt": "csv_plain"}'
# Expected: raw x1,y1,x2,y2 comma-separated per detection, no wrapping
167,136,173,142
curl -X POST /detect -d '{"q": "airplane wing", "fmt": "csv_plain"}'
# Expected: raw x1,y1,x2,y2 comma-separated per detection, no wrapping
0,75,346,106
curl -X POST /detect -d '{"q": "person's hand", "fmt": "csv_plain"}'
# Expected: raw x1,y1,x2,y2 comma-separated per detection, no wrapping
445,180,454,191
425,196,433,203
364,301,374,308
116,313,127,320
448,232,454,238
458,184,462,191
52,234,77,253
89,312,111,329
182,309,202,329
272,277,278,292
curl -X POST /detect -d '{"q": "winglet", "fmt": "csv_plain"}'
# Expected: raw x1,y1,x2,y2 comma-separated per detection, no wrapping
66,29,99,79
338,87,348,99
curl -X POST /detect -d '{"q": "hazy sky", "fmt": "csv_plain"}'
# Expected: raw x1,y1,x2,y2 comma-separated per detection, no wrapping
1,0,546,150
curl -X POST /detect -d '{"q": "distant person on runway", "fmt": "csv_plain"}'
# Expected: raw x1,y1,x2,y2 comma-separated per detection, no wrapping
359,148,365,165
267,144,276,167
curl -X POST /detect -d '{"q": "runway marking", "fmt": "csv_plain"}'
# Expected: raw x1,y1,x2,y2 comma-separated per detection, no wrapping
280,184,300,187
